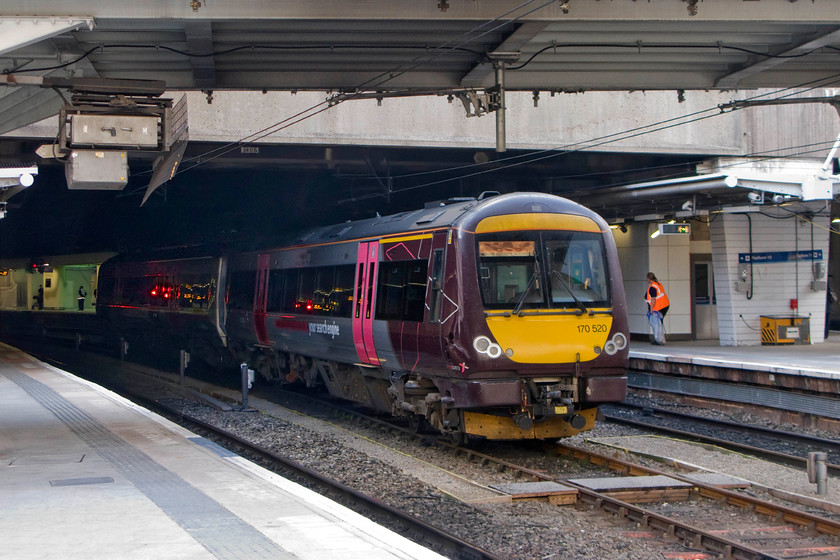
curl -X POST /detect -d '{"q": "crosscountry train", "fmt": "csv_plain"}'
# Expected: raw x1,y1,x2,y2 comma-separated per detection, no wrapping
96,192,629,442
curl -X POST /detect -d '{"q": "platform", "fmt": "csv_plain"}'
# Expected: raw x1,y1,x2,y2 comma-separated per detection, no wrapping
0,342,445,560
627,337,840,429
629,337,840,380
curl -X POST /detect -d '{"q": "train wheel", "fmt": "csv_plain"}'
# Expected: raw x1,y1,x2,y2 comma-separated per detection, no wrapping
448,430,467,447
407,413,427,434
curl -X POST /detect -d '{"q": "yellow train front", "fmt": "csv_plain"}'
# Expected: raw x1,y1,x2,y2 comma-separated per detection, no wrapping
399,192,629,442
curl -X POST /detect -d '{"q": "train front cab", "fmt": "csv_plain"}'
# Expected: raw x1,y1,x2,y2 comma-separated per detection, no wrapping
438,201,629,441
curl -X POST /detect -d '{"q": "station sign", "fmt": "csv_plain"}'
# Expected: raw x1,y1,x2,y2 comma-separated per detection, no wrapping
658,223,690,235
738,250,822,263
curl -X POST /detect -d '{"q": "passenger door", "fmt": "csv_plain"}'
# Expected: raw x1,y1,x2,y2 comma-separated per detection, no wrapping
353,241,380,365
692,260,718,340
254,254,271,345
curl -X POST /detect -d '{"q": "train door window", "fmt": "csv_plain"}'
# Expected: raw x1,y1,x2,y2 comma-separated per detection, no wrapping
333,265,355,317
228,270,256,310
267,269,286,312
376,262,406,320
429,250,444,322
365,262,376,320
354,263,365,319
404,260,428,322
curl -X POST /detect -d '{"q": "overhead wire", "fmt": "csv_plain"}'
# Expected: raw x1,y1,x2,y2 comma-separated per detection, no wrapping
166,0,557,177
339,77,840,201
8,9,838,199
390,72,840,181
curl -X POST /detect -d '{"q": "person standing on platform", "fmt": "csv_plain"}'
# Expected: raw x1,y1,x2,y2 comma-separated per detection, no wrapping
645,272,670,345
826,276,837,338
77,285,87,311
33,285,44,310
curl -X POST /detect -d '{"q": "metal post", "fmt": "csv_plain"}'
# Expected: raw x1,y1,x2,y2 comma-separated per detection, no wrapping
495,62,506,153
120,337,128,361
808,451,828,495
179,350,189,385
75,332,82,351
487,51,519,153
240,362,253,410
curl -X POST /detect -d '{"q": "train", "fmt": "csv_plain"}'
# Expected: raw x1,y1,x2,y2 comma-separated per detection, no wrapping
95,191,629,443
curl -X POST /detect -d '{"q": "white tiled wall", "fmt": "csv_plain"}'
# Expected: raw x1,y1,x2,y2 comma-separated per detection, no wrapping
710,206,830,345
613,224,691,338
611,203,831,345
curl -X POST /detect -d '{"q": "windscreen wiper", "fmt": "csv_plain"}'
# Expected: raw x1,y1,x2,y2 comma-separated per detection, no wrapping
512,264,540,316
550,270,589,315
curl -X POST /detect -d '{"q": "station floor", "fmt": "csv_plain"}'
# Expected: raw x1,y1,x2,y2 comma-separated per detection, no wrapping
629,333,840,378
0,342,445,560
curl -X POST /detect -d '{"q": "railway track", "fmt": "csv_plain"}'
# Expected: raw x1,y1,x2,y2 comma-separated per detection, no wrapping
150,399,504,560
13,338,840,560
208,386,840,560
602,402,840,475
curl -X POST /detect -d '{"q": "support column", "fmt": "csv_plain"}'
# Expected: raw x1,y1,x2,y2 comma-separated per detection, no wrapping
711,204,831,345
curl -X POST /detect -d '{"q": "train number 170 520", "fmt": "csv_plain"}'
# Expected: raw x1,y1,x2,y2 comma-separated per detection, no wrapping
577,323,608,333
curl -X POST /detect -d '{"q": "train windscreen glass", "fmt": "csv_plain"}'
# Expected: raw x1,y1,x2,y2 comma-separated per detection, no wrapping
545,232,610,307
478,231,610,310
478,238,544,309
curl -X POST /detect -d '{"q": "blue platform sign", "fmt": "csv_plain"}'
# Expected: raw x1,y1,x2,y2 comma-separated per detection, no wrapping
738,250,822,263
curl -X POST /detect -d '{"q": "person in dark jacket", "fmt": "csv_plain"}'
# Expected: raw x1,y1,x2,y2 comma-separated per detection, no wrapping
32,285,44,310
77,286,87,311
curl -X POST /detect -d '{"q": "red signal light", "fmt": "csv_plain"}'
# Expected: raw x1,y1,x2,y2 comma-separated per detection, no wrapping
150,289,157,296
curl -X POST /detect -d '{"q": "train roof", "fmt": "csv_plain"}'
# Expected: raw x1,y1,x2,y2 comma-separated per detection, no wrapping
106,192,606,264
276,192,605,249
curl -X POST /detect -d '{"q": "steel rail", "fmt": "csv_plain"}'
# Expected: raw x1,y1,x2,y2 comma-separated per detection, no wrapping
153,400,506,560
16,340,840,558
613,402,840,452
602,404,840,476
555,444,840,538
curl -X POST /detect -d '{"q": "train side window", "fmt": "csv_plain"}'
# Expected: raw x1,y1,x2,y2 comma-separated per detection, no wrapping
267,269,286,313
404,260,428,322
179,274,214,309
228,270,256,310
333,265,355,318
281,269,299,312
429,250,444,323
376,262,406,320
297,268,318,313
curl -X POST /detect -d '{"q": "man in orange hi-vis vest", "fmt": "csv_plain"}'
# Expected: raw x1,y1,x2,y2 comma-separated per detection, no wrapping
645,272,670,345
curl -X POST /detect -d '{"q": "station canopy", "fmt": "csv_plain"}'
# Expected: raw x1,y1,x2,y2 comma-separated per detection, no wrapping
1,1,839,135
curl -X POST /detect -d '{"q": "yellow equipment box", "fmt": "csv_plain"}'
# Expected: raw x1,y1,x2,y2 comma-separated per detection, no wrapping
761,315,810,345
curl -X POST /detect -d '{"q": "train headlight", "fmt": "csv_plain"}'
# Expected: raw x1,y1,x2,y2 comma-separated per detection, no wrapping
603,332,628,355
612,332,628,350
473,336,491,353
473,336,503,359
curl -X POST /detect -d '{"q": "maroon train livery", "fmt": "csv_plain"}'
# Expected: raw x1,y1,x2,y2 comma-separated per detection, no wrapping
97,192,629,442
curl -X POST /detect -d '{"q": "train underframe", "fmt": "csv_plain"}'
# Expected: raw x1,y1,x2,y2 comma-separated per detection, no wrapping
241,345,602,442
